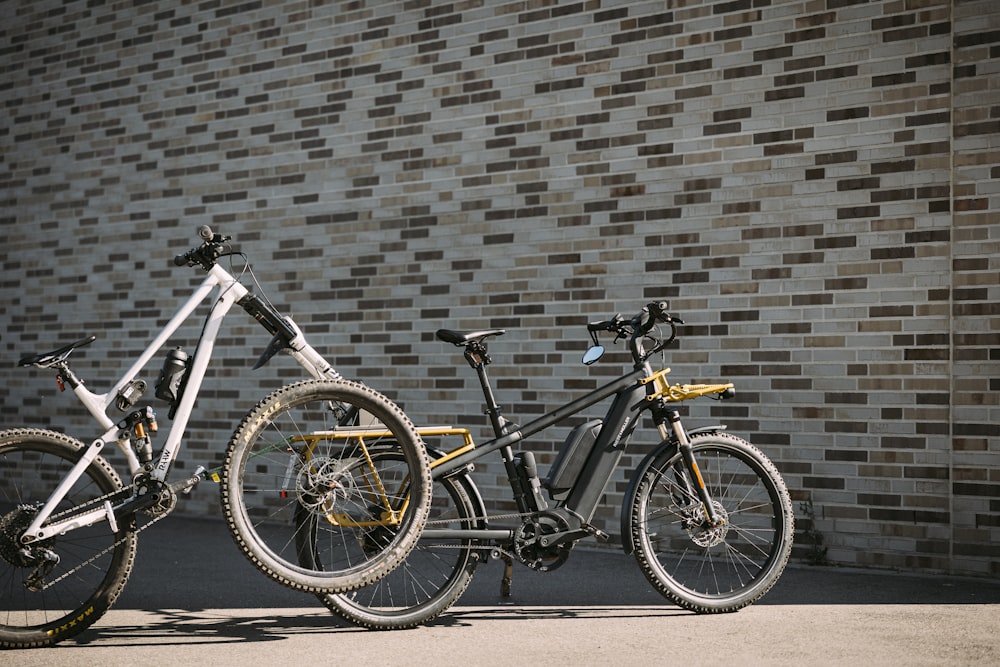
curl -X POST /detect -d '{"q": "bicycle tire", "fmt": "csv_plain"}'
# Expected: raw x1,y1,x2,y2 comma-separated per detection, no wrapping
221,380,432,594
629,432,793,613
314,449,481,629
0,429,137,648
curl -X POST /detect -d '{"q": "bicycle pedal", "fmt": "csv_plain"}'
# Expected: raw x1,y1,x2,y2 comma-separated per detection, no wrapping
171,466,205,495
584,524,609,541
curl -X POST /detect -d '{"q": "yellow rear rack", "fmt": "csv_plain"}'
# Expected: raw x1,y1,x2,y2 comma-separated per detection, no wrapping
290,426,475,529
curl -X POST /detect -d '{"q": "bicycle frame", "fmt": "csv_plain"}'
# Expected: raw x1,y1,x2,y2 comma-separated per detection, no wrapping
429,368,648,530
414,331,734,546
20,262,341,545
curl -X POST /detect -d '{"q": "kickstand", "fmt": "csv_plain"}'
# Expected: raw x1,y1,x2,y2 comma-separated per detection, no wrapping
499,552,514,602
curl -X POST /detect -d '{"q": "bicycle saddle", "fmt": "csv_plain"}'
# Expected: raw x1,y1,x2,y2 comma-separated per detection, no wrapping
436,329,506,346
18,335,96,367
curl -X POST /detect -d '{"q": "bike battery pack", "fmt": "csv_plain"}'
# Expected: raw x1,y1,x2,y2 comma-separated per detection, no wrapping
544,419,602,501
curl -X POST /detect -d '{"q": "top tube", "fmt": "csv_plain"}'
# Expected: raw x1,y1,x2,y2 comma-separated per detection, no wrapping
431,368,646,478
68,265,241,429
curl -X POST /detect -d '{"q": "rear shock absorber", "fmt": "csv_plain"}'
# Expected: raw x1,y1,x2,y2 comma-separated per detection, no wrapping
120,406,159,468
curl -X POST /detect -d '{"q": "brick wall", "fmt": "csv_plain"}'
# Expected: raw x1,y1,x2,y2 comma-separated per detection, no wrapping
2,0,997,576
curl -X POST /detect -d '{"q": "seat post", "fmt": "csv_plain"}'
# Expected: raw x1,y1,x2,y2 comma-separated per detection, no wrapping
467,343,508,438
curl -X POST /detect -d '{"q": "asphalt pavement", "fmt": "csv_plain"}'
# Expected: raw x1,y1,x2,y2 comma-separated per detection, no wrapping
7,515,1000,666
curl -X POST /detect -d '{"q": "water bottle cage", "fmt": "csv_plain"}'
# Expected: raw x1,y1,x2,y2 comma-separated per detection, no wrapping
155,348,191,417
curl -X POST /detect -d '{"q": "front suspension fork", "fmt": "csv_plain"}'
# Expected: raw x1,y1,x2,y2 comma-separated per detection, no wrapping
658,409,723,527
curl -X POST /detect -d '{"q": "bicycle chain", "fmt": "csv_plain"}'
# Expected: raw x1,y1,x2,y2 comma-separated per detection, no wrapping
418,510,530,561
35,498,534,589
36,508,167,591
28,482,170,591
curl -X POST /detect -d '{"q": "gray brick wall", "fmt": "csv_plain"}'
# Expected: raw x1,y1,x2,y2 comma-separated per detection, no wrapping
2,0,997,576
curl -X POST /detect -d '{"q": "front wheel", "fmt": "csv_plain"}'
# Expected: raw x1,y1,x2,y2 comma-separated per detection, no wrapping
221,380,432,594
0,429,136,648
629,432,793,613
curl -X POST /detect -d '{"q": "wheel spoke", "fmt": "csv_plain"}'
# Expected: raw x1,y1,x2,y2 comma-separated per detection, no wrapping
222,380,432,595
630,433,793,613
0,431,135,648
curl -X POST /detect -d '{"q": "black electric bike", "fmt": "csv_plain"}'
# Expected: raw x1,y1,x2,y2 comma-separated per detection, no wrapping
313,302,794,629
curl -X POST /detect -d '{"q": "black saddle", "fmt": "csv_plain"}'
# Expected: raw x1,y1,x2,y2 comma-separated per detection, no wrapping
436,329,506,346
18,335,96,367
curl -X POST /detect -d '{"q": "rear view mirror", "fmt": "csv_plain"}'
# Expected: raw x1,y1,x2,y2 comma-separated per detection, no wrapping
582,345,605,365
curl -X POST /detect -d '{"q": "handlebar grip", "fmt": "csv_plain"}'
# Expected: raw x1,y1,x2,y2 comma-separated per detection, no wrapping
588,313,624,333
646,301,684,325
173,227,231,269
637,305,657,335
647,301,668,320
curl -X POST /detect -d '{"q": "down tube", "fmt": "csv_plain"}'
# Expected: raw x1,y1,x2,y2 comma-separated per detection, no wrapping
151,283,244,482
561,382,647,523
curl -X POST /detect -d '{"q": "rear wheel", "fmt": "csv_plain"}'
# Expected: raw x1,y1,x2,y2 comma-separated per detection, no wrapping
222,380,432,594
0,429,136,648
629,432,793,613
313,449,481,629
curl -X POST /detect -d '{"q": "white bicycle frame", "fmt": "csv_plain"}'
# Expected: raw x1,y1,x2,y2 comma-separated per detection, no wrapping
21,262,341,545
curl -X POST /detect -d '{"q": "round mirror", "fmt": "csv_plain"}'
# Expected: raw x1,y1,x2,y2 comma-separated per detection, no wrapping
582,345,605,365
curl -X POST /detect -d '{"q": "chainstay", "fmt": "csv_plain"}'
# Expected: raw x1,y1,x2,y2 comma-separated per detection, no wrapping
423,510,529,527
29,473,200,591
415,510,529,560
36,509,166,591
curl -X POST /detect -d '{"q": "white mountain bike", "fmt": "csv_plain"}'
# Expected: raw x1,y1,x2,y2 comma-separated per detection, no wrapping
0,227,432,648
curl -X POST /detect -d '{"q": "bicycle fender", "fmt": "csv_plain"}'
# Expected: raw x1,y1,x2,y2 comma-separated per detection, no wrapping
426,446,489,529
619,425,726,555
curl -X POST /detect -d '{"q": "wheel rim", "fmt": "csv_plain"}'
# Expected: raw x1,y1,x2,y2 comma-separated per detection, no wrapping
638,441,789,604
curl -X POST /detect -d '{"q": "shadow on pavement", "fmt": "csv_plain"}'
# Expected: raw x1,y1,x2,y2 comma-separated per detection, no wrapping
115,515,1000,613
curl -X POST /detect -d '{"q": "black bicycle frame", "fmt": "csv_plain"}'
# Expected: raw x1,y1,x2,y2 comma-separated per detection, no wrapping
431,363,655,530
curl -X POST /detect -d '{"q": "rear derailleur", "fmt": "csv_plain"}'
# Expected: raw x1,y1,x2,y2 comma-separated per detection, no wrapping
0,504,60,592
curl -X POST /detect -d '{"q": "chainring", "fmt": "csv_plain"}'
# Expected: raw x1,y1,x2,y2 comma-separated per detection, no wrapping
513,512,572,572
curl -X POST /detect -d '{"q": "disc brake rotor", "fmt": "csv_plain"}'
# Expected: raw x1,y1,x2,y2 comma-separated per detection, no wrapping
686,500,730,548
296,457,357,517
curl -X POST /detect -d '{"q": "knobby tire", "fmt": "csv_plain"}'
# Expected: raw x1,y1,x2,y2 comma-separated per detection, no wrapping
0,429,136,649
221,380,433,594
629,432,793,613
314,449,481,629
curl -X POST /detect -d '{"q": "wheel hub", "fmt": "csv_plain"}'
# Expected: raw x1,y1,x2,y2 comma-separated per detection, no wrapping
685,500,729,548
296,457,357,517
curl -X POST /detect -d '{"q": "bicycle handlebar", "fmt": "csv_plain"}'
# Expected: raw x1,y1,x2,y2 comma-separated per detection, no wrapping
588,301,683,363
173,225,232,270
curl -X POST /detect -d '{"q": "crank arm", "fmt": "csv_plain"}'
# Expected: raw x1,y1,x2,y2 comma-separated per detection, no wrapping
168,466,206,495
